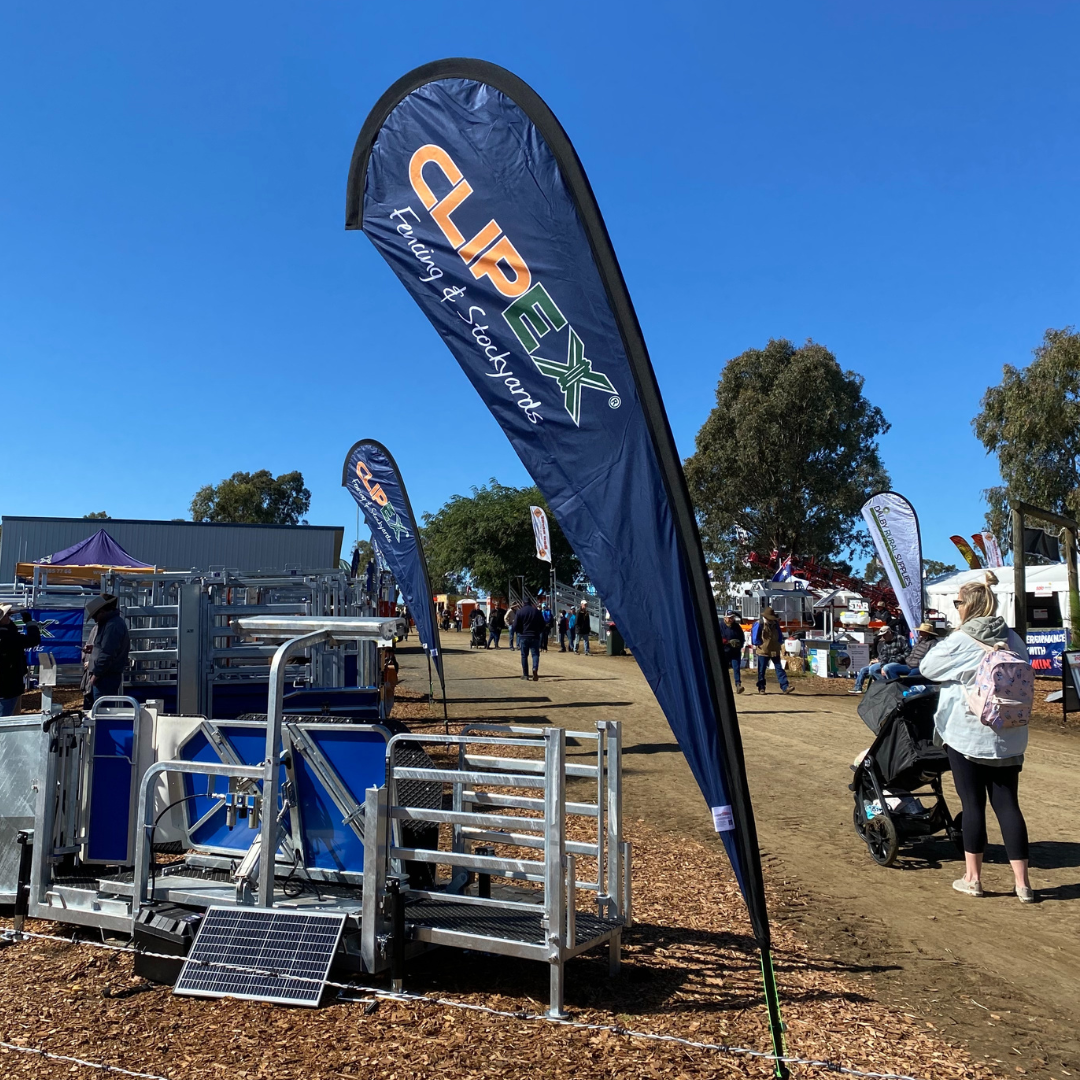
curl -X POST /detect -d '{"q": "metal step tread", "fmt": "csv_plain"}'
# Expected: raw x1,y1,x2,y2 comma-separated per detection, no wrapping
404,899,617,947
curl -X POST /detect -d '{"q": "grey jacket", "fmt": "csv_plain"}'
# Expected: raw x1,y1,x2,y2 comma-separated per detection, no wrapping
90,609,130,678
919,616,1028,762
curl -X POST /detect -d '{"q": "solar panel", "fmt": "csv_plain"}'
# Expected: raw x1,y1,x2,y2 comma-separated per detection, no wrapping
173,906,346,1007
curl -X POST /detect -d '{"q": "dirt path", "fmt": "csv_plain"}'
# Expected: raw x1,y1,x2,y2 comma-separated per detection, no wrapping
409,634,1080,1078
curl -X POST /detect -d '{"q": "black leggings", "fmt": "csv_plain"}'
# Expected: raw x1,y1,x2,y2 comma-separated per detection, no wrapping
946,746,1029,861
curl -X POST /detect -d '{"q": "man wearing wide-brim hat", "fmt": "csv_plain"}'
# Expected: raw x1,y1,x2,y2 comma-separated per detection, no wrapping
880,621,940,682
0,603,42,716
82,594,129,705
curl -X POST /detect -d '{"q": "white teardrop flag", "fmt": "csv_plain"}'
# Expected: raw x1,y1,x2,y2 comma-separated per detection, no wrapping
530,505,552,563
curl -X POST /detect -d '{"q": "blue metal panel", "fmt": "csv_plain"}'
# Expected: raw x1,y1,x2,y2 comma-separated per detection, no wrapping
207,685,380,721
86,718,136,863
126,685,178,713
281,688,380,720
178,723,286,854
208,684,275,721
290,726,389,873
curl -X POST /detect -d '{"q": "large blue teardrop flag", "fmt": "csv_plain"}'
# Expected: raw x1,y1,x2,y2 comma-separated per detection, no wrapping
345,60,786,1073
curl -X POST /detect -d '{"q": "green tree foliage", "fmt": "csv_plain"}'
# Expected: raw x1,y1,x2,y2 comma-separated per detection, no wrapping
923,559,959,579
973,327,1080,545
685,339,891,581
190,470,311,525
352,537,375,569
422,480,579,597
83,511,110,519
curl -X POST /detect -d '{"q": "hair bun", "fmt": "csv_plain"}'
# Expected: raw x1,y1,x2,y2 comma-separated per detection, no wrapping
984,571,999,587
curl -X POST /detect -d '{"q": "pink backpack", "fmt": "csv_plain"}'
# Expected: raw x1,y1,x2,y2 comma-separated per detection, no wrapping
964,639,1034,729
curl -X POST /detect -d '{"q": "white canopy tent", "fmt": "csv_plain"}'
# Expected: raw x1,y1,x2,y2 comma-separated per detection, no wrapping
925,564,1072,631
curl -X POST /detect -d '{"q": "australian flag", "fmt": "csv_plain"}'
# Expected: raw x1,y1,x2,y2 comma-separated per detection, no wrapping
771,556,793,582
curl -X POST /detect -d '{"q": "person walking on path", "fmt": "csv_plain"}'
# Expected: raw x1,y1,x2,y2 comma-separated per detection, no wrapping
919,572,1035,902
754,607,794,695
512,600,547,682
83,594,129,702
540,604,552,651
507,605,519,649
0,604,41,715
558,610,569,652
720,611,746,694
487,605,506,649
567,610,577,654
576,601,592,655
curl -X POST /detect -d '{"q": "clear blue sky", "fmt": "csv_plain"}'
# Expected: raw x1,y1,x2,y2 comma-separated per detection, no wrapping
2,2,1076,567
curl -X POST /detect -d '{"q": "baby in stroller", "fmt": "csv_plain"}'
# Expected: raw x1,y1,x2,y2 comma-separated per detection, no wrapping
851,679,963,866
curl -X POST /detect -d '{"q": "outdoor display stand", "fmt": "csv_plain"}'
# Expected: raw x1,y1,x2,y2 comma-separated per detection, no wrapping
0,617,630,1014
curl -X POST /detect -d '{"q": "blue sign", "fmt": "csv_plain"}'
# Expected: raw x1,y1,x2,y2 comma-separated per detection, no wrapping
342,439,443,695
26,608,84,665
345,62,777,999
1026,628,1069,678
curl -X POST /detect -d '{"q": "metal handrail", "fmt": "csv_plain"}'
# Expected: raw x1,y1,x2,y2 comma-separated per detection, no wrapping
88,696,141,717
133,759,263,906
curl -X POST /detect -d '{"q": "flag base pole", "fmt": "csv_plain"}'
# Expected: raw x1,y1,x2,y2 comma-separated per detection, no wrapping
759,945,788,1079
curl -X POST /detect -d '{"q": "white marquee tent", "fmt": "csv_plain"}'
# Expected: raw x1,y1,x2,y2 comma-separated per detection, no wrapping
925,564,1073,631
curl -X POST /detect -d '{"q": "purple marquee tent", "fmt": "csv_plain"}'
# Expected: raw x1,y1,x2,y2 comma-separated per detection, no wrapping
40,529,152,568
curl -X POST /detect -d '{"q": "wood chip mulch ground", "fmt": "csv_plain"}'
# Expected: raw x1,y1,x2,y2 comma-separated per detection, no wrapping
0,823,998,1080
0,695,999,1080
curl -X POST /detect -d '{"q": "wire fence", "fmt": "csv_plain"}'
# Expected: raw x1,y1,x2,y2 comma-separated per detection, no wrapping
0,1039,174,1080
2,927,928,1080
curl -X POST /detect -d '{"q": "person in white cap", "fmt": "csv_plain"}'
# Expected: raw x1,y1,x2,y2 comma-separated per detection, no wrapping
0,604,41,715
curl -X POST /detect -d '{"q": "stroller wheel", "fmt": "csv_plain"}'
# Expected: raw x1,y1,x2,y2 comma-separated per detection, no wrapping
852,802,869,841
865,813,899,867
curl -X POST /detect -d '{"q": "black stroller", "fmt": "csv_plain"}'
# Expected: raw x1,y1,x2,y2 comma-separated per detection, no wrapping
851,681,963,866
470,614,488,649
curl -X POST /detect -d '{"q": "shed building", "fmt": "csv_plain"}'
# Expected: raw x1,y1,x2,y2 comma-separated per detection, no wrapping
0,516,344,580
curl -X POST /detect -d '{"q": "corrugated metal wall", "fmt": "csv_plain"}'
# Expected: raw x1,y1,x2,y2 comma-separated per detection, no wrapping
0,517,345,580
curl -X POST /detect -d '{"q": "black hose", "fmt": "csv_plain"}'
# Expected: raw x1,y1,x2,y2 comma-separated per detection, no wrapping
147,792,206,901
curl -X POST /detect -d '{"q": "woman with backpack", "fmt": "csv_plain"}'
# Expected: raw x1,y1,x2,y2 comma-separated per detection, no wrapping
920,572,1035,902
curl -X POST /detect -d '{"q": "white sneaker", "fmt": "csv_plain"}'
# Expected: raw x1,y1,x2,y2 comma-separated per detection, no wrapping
1016,885,1035,903
952,878,983,897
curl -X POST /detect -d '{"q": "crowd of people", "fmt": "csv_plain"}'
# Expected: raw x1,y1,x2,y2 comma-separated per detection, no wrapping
465,599,596,680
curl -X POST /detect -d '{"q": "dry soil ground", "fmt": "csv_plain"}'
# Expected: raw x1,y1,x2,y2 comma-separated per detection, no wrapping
423,633,1080,1079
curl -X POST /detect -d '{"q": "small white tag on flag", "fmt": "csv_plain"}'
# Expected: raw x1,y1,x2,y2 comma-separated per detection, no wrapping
711,805,734,832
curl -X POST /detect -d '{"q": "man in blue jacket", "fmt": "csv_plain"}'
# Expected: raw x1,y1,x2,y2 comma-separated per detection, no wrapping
720,611,746,695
